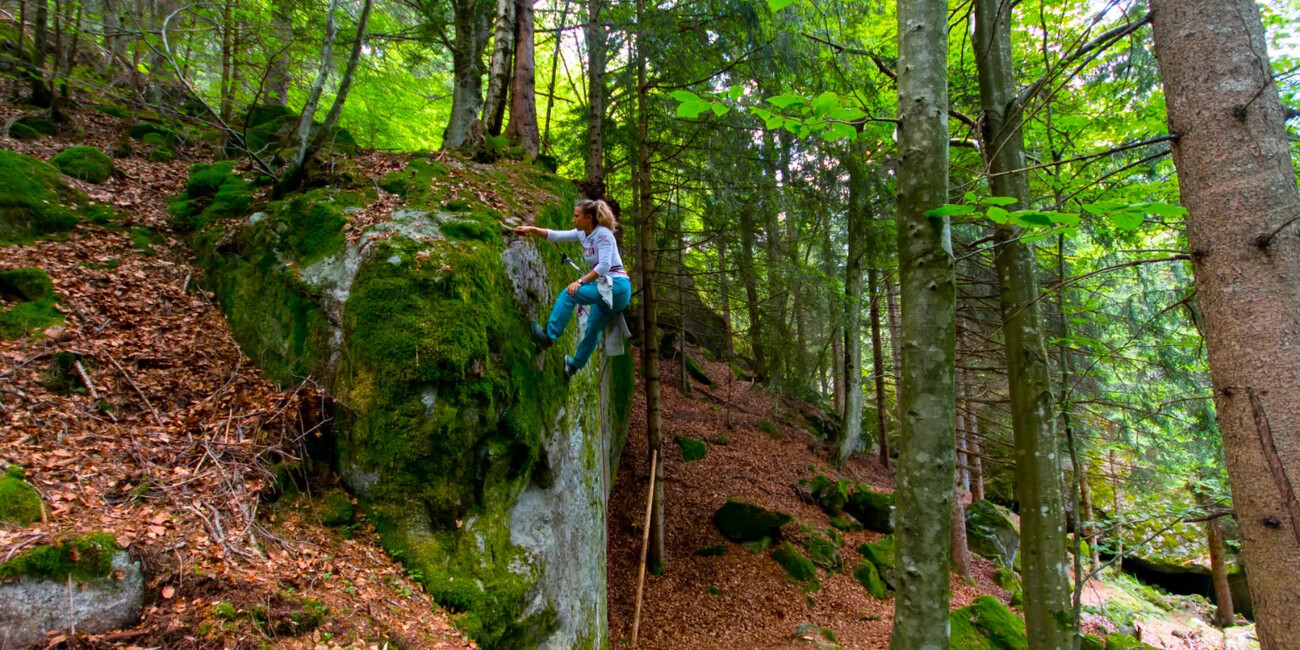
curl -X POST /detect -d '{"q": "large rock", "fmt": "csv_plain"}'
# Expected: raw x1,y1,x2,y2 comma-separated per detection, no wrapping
713,500,793,542
949,595,1027,650
965,499,1020,568
188,157,634,650
0,535,144,646
844,485,894,533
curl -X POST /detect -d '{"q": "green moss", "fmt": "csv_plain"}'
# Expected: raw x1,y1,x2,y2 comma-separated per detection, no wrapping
756,418,781,439
82,203,122,226
0,465,42,526
51,146,114,184
129,226,163,254
170,162,254,232
853,559,888,598
803,474,850,515
715,433,729,445
844,485,894,533
1080,634,1105,650
713,500,793,542
0,532,118,581
14,115,55,138
213,602,238,620
0,150,83,245
0,268,55,302
772,541,819,591
695,544,726,557
9,122,41,141
271,190,349,265
129,121,174,143
442,220,500,243
148,147,176,163
684,354,713,386
805,535,842,571
966,499,1020,568
1104,633,1158,650
94,104,128,118
742,537,772,554
857,534,896,590
318,489,354,526
949,596,1028,650
828,516,863,532
676,435,706,462
380,159,448,197
40,351,82,394
0,268,63,338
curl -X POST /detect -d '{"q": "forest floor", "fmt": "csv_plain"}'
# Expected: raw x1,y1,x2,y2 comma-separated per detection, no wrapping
0,105,1252,650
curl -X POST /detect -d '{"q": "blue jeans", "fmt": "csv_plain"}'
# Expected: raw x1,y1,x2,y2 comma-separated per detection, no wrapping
545,276,631,369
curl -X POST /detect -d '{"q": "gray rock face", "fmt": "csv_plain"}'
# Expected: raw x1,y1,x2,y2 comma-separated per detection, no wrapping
0,551,143,647
965,499,1020,568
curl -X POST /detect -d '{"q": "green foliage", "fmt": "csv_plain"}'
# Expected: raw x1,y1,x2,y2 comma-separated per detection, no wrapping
0,150,83,245
713,500,793,542
13,115,55,139
676,435,707,462
1104,633,1158,650
771,541,819,590
51,146,115,184
317,489,354,526
0,532,118,581
0,465,42,526
756,418,781,439
1080,634,1105,650
949,596,1028,650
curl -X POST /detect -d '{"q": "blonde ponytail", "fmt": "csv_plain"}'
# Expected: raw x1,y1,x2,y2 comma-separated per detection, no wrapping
578,199,619,231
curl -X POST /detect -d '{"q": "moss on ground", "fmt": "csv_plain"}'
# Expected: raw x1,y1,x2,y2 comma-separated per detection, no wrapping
695,544,726,557
0,532,118,581
0,465,43,526
713,500,793,542
317,488,354,526
51,146,114,183
1104,633,1158,650
1080,634,1105,650
949,595,1028,650
0,150,83,245
129,121,174,144
804,534,842,571
844,484,894,533
684,354,713,386
772,541,819,591
803,474,850,516
853,559,888,599
13,115,55,139
170,162,255,232
676,435,706,462
380,158,449,197
756,418,781,439
0,267,63,339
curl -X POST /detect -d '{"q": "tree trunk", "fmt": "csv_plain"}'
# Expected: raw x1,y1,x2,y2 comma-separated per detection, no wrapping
1151,2,1300,646
219,0,233,120
584,0,605,190
739,200,765,380
309,0,373,149
890,0,954,645
1207,516,1236,628
443,0,493,149
952,483,973,581
970,405,985,501
504,0,538,159
839,148,868,465
635,0,664,571
974,1,1071,645
264,0,293,105
886,277,903,428
481,0,514,135
291,0,339,160
29,0,52,108
1110,449,1123,573
870,267,890,468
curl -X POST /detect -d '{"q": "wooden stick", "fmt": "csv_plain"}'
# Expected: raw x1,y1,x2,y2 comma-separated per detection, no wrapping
104,352,164,427
630,449,658,648
74,360,98,401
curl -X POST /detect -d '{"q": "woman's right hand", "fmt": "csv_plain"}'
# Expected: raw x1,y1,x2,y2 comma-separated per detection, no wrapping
513,225,545,238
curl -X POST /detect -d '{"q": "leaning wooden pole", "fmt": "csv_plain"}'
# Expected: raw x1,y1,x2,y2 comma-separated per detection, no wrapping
630,449,658,647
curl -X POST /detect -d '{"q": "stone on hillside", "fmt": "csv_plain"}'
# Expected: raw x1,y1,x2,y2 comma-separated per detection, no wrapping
52,146,114,184
11,115,55,140
804,474,850,516
772,542,819,590
993,567,1023,606
676,435,706,462
0,535,144,647
794,622,841,649
858,535,896,590
684,354,714,386
1105,633,1159,650
948,595,1027,650
966,499,1020,568
1081,634,1105,650
844,485,894,533
852,559,888,599
805,535,842,571
714,500,793,542
0,465,42,525
828,514,864,532
0,268,63,339
0,150,84,245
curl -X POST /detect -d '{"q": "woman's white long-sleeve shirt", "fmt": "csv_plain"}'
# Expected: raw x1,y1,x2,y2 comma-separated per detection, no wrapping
547,226,629,279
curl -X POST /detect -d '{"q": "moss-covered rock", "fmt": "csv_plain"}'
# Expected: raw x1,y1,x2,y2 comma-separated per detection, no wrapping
51,146,114,184
317,488,354,526
0,268,55,302
793,622,839,649
844,485,894,533
0,533,118,581
772,542,819,590
805,534,842,571
966,499,1020,568
852,559,888,599
1104,633,1158,650
803,474,850,516
0,465,42,526
858,535,896,590
0,268,63,339
684,354,713,386
714,500,793,542
12,115,55,140
949,595,1028,650
0,150,83,245
1080,634,1105,650
128,121,174,144
993,567,1023,606
828,515,863,532
169,162,254,232
676,435,706,462
695,544,725,557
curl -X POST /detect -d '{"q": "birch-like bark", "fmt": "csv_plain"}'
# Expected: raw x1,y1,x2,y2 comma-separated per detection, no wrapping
1151,2,1300,645
890,0,954,644
291,0,340,164
309,0,373,150
839,148,868,465
869,268,890,467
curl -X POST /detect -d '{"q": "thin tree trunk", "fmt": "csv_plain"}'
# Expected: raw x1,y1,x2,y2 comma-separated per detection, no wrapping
540,0,569,155
309,0,372,149
219,0,233,120
739,201,765,380
265,0,293,105
890,0,954,644
291,0,339,161
443,0,493,149
885,277,903,428
29,0,52,107
1151,2,1300,645
952,481,973,582
1110,449,1123,573
869,268,890,468
481,0,514,135
974,1,1071,645
839,148,868,466
635,0,663,571
504,0,538,159
583,0,605,189
719,238,734,429
970,406,985,501
1207,516,1236,628
956,367,970,491
825,211,843,416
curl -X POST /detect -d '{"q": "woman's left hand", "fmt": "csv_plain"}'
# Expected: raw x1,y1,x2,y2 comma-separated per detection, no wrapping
567,281,581,296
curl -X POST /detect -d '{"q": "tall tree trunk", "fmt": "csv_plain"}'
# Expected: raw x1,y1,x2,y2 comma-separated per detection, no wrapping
104,0,126,68
839,149,868,465
739,201,765,380
1207,516,1236,628
309,0,372,148
889,0,954,645
29,0,52,108
869,267,890,468
824,211,843,415
951,481,973,581
481,0,515,135
1151,2,1300,646
635,0,664,571
584,0,605,190
292,0,339,161
442,0,493,149
1110,449,1123,573
973,1,1072,645
969,405,984,501
885,277,903,428
504,0,538,159
264,0,293,105
219,0,233,119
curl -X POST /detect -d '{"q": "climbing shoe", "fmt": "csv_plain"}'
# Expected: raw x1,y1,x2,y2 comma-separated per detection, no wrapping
532,322,553,349
564,355,579,378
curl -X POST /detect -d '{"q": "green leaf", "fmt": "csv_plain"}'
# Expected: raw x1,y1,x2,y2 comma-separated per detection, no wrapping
986,206,1010,223
670,90,701,103
980,196,1019,206
1135,202,1189,217
828,107,866,122
1010,210,1054,227
783,118,801,135
728,85,744,100
752,107,773,121
711,103,729,116
767,94,805,109
924,204,975,218
1046,212,1080,226
765,115,785,130
810,92,839,117
823,122,857,142
1109,212,1144,231
768,0,799,10
1080,203,1109,216
677,101,710,118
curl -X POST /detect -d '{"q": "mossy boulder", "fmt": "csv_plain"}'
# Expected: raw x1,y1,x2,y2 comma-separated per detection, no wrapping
11,115,55,140
803,474,850,516
128,121,174,144
949,595,1028,650
0,150,83,245
318,488,354,526
0,533,118,581
0,465,42,526
684,354,713,386
1081,634,1105,650
772,542,819,590
714,500,793,542
676,435,706,462
858,535,896,590
852,559,888,599
966,499,1020,568
1104,633,1158,650
804,534,842,571
844,485,894,533
0,268,63,339
828,514,863,532
51,146,114,184
793,622,840,649
188,158,635,649
169,162,255,233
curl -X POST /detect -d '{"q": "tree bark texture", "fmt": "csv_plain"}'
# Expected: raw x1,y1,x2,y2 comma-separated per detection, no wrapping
29,0,51,107
839,149,868,465
264,0,293,105
870,268,890,467
292,0,340,166
443,0,494,149
481,0,515,135
310,0,373,150
584,0,605,189
1207,516,1236,628
1151,1,1300,646
739,203,766,380
504,0,538,159
889,0,955,646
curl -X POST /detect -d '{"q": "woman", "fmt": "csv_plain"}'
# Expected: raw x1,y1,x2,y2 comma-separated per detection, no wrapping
513,199,632,377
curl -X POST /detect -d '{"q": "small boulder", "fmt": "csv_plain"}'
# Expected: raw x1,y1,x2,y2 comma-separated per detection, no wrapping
676,435,707,462
803,474,850,516
844,485,894,533
1105,633,1159,650
0,465,42,526
51,146,115,184
805,534,842,572
1081,634,1105,650
948,595,1027,650
713,499,792,542
772,542,819,590
858,535,896,590
965,499,1020,568
852,559,888,599
794,622,840,649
